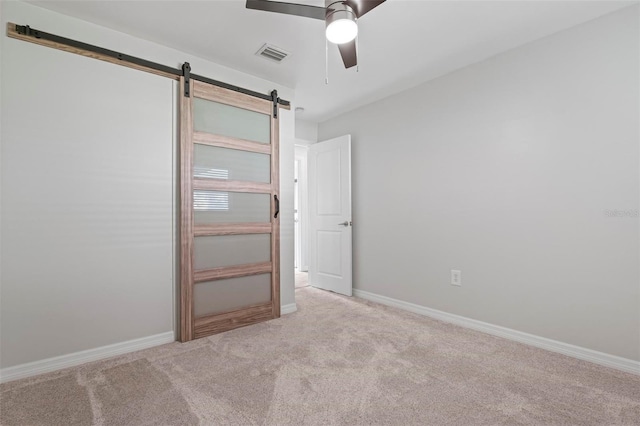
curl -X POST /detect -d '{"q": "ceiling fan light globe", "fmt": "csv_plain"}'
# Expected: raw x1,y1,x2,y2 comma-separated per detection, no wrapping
326,19,358,44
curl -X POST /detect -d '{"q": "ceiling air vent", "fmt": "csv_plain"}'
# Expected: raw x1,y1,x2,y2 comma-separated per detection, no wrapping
256,44,289,63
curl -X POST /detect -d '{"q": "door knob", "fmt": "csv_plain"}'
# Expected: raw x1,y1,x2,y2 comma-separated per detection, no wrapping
338,221,350,227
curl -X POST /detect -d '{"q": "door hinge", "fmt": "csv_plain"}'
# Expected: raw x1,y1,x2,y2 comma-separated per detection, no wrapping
182,62,191,97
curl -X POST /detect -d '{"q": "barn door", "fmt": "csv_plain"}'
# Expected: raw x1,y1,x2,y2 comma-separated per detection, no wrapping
180,77,280,342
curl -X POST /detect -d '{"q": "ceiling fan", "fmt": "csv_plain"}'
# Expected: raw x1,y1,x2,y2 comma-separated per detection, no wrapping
246,0,386,69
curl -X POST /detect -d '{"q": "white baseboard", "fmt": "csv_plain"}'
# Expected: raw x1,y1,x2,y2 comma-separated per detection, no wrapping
0,331,175,383
354,289,639,376
2,304,299,383
281,303,298,315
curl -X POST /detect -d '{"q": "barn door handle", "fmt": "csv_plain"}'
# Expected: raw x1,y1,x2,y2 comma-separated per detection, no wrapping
274,195,280,219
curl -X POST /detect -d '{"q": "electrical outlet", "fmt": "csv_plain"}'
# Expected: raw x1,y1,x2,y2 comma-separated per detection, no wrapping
450,269,461,286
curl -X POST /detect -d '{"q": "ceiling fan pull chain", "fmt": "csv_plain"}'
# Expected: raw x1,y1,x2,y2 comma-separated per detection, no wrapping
325,37,329,85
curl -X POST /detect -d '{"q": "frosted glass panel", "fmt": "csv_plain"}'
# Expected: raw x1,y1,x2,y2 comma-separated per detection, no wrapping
194,144,270,183
194,274,271,316
194,234,271,270
193,98,271,144
194,191,270,223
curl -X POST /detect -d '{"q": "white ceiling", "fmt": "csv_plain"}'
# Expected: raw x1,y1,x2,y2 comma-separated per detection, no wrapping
30,0,635,122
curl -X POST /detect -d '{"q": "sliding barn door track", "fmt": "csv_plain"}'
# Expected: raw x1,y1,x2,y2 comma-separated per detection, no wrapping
8,23,290,115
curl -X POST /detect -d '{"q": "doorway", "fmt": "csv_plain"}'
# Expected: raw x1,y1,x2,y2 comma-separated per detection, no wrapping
308,135,353,296
294,135,352,296
294,144,309,289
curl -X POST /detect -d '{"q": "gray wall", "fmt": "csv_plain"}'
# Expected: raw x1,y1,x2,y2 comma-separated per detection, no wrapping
295,119,318,143
1,0,295,369
319,6,639,361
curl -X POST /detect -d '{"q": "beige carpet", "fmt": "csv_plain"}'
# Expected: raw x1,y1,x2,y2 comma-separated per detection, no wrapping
295,271,309,288
1,287,639,425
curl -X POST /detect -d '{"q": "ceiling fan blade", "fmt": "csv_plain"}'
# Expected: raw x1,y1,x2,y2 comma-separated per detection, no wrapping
338,40,357,69
245,0,327,20
345,0,386,18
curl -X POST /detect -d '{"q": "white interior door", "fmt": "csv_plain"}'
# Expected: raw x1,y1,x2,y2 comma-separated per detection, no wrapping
309,135,352,296
294,159,301,270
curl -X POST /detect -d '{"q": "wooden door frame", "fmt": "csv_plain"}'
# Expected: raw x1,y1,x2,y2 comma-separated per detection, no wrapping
179,77,280,342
